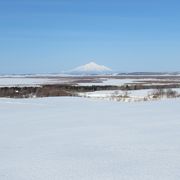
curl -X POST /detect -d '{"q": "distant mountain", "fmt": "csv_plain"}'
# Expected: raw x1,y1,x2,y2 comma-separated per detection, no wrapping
68,62,112,75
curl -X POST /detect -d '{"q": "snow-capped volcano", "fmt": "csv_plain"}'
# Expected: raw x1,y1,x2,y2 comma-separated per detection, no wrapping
70,62,112,75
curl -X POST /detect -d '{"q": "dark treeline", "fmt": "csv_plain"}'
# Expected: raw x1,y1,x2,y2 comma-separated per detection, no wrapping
1,83,180,98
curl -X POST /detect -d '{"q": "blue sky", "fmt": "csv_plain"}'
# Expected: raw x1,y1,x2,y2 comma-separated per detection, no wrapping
0,0,180,74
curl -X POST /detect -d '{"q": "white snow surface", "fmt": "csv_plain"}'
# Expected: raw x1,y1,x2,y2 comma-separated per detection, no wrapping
79,89,152,99
78,88,180,102
0,97,180,180
78,78,135,86
0,77,70,87
1,76,180,87
79,90,124,98
78,78,180,86
70,62,112,74
0,78,47,87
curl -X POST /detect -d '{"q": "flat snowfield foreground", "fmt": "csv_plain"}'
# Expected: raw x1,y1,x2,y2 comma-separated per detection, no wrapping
0,98,180,180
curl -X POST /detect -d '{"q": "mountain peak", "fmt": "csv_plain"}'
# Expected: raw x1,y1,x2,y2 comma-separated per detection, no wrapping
87,61,100,66
70,62,112,75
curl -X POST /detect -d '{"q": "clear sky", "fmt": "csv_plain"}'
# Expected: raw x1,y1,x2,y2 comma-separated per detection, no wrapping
0,0,180,74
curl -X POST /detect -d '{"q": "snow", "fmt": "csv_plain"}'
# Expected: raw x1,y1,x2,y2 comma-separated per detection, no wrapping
129,89,153,96
1,76,180,88
69,62,112,74
79,90,120,98
78,90,152,102
0,97,180,180
0,77,71,87
78,78,135,86
78,77,180,86
173,88,180,93
78,88,180,102
0,78,47,87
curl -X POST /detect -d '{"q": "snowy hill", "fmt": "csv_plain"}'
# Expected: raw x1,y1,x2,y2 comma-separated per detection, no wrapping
1,97,180,179
69,62,112,75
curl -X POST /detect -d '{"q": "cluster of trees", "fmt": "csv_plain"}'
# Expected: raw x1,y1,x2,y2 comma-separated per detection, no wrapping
151,89,179,98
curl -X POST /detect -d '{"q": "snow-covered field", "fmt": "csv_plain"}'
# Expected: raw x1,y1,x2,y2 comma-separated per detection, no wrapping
0,78,49,87
0,77,135,87
77,78,135,86
78,88,180,102
1,75,180,87
79,90,151,98
78,77,180,86
0,97,180,180
0,77,72,87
